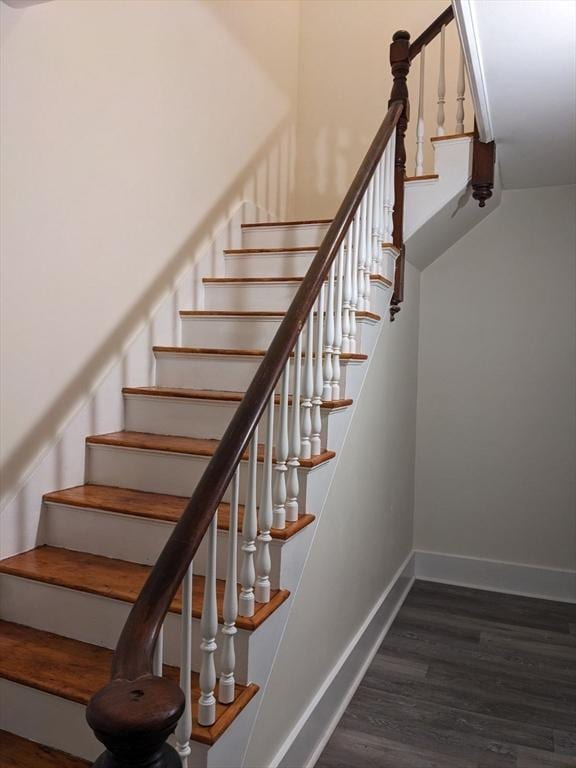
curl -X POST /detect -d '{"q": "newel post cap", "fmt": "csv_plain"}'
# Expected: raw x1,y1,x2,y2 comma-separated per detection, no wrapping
87,675,185,763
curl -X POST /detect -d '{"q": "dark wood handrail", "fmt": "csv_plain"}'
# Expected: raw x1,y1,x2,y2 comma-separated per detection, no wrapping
87,96,406,766
409,5,454,61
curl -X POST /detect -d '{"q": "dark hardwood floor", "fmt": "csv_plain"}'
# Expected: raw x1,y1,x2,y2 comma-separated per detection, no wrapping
316,581,576,768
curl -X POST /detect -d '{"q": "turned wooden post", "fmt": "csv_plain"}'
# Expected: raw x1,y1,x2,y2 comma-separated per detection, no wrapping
389,30,410,321
87,675,184,768
472,120,496,207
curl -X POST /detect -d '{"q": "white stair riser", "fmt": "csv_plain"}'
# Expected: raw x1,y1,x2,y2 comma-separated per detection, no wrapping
224,251,316,279
204,277,392,313
86,443,315,508
42,502,289,588
0,679,211,767
0,575,253,681
204,281,303,312
241,222,330,249
225,247,397,283
124,394,335,447
154,352,356,397
180,315,376,352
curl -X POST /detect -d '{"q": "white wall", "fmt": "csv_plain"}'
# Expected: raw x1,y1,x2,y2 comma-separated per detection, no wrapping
415,185,576,572
0,0,300,505
294,0,471,219
244,263,420,767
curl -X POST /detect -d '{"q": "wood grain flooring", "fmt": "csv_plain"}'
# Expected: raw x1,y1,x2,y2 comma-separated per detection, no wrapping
316,581,576,768
0,730,90,768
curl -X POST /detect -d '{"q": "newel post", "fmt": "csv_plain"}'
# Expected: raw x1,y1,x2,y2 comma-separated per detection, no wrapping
86,675,185,768
388,30,411,321
472,120,496,207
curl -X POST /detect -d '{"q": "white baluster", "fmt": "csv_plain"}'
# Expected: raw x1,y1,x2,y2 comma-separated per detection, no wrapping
364,179,373,312
341,228,352,353
371,167,380,272
286,334,302,522
198,513,218,727
153,625,164,677
311,286,325,456
331,244,344,400
255,398,274,602
239,429,258,616
176,563,193,765
436,25,446,136
219,469,239,704
359,193,369,307
300,313,314,459
350,216,359,353
383,139,394,244
323,262,335,401
273,363,289,529
415,44,426,175
456,49,466,134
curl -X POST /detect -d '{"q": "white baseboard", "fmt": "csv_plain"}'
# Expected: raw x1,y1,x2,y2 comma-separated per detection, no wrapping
414,549,576,604
272,551,415,768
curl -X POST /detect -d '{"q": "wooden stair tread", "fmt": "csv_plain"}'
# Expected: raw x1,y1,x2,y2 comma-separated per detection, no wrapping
122,386,353,410
224,246,318,254
178,309,381,321
0,730,90,768
0,547,289,632
405,173,439,182
43,484,315,541
430,131,474,142
0,622,258,746
241,218,332,228
153,346,368,362
86,430,336,468
203,275,391,285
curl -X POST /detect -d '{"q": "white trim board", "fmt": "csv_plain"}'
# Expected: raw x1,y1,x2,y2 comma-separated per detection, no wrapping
273,551,415,768
414,550,576,604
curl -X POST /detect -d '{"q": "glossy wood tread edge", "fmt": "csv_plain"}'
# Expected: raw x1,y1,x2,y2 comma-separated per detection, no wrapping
179,309,381,321
43,484,315,541
152,345,368,362
0,621,258,746
0,547,290,632
430,131,475,142
224,246,318,255
85,431,336,469
241,219,332,228
405,174,439,182
0,730,90,768
122,386,353,410
203,274,391,285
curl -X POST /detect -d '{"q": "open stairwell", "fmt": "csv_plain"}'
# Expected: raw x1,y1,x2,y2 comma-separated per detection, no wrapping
0,8,498,767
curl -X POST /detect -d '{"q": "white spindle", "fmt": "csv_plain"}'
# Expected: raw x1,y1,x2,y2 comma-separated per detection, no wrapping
176,563,193,765
239,428,258,616
456,49,465,134
152,625,164,677
198,514,218,727
286,334,302,522
383,137,394,245
364,179,374,312
436,25,446,136
341,227,352,353
415,43,426,175
311,286,325,456
358,193,369,308
273,363,289,528
219,469,239,704
323,262,335,401
300,313,314,459
331,244,344,400
350,216,359,353
255,398,274,602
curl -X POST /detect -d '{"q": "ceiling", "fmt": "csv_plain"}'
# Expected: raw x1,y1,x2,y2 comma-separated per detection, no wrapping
468,0,576,189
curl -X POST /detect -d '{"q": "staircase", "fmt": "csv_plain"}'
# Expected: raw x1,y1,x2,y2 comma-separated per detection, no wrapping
0,8,496,768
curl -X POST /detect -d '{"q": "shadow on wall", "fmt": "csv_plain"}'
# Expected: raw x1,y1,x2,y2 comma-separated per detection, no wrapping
0,115,296,508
